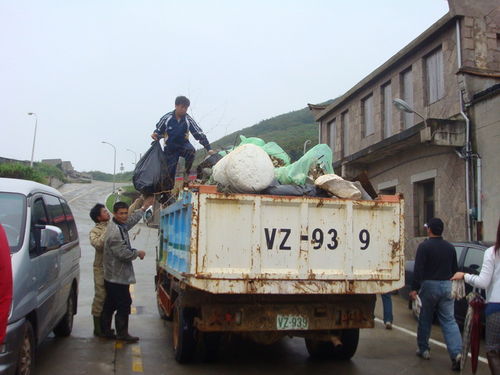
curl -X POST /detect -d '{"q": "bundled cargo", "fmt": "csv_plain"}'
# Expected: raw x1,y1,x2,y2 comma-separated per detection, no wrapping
212,144,275,193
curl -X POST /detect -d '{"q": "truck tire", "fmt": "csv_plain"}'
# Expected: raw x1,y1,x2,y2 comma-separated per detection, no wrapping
157,293,173,321
16,321,35,375
305,328,359,361
172,305,197,363
53,289,75,337
202,332,221,362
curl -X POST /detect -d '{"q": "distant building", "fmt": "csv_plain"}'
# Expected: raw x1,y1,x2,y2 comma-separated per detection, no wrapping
41,159,63,167
309,0,500,257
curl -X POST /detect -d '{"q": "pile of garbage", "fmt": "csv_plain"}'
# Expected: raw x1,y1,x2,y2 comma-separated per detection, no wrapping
132,134,375,200
199,135,373,200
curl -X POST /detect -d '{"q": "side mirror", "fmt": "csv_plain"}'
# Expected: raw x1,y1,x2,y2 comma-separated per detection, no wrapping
40,225,64,251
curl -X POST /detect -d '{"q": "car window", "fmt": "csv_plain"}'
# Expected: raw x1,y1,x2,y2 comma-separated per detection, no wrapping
30,197,49,255
0,192,27,253
44,194,71,244
463,247,485,274
60,199,78,242
453,246,464,262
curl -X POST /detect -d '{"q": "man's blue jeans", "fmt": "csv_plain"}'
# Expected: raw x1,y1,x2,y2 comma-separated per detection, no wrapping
381,293,393,323
417,280,462,359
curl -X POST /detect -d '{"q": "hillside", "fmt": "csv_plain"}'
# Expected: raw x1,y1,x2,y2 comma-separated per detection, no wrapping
196,102,332,163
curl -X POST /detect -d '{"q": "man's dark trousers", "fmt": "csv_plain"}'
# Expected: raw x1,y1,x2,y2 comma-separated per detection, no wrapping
102,280,132,317
163,142,195,191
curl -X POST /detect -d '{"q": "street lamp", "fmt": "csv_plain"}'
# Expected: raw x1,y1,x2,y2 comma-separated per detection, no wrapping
27,112,38,167
303,139,311,155
126,148,137,166
392,98,427,127
101,141,116,193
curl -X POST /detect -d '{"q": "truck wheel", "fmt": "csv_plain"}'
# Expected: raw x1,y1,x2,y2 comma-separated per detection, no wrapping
305,329,359,361
16,321,35,375
53,290,75,337
330,329,359,360
202,332,221,362
157,293,173,321
172,306,197,363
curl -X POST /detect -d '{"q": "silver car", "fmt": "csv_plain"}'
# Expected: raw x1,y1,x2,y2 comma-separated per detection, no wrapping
0,178,80,375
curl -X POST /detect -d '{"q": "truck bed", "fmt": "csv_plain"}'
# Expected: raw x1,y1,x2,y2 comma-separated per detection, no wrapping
157,185,404,295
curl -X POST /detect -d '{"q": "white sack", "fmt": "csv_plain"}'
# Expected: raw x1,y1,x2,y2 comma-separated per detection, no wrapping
213,144,275,193
212,153,230,186
314,174,362,199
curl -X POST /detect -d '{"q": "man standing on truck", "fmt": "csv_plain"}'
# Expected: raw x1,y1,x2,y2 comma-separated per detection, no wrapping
151,96,215,203
409,217,462,372
101,198,152,342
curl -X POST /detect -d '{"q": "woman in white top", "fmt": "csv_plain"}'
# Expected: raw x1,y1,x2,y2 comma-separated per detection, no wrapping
452,218,500,374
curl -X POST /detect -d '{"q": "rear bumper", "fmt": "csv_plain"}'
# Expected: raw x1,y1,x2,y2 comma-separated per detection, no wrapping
192,295,376,332
0,318,25,375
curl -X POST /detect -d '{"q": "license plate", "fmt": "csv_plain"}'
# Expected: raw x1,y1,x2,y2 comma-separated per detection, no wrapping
276,314,309,330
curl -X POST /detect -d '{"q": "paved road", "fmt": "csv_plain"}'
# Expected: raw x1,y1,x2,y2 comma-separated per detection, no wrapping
34,181,490,375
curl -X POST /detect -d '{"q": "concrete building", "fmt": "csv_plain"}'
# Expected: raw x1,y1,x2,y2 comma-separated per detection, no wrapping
309,0,499,257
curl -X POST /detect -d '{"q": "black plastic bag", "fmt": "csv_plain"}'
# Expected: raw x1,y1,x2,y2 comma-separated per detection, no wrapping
196,153,223,179
133,141,169,194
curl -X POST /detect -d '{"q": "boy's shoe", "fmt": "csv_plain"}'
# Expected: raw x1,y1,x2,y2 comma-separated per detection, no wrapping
416,349,431,360
451,354,461,372
384,321,392,330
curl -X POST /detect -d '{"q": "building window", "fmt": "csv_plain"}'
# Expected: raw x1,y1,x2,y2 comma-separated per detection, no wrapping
382,82,392,138
328,119,336,153
362,94,374,137
425,47,444,104
414,179,435,236
401,68,413,129
379,186,396,195
341,111,349,157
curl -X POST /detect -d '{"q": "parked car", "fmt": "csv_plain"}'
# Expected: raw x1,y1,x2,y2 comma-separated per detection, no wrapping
401,241,493,327
0,178,80,375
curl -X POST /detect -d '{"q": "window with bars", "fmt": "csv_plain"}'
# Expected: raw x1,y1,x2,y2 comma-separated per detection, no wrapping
362,94,374,137
414,179,435,236
382,82,392,138
341,111,349,157
328,118,336,153
401,68,414,129
425,47,444,104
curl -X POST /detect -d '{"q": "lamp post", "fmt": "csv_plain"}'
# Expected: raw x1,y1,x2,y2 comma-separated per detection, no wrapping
27,112,38,167
303,139,311,155
101,141,116,193
126,148,137,166
392,98,428,128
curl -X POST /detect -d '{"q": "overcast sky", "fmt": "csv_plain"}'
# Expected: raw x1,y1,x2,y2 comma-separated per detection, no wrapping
0,0,450,173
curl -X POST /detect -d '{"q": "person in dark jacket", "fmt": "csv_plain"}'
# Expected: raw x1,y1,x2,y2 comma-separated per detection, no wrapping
101,198,152,342
410,217,462,371
151,96,215,203
0,224,13,346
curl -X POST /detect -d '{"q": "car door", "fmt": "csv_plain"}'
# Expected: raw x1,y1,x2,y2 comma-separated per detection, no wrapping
455,245,486,326
29,195,61,339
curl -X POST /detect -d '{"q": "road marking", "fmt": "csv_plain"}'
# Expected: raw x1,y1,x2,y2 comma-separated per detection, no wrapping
67,186,99,203
374,318,487,364
131,344,143,372
131,306,137,315
115,341,123,349
130,285,135,293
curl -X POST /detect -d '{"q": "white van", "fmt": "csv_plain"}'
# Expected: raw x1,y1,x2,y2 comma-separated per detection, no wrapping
0,178,80,375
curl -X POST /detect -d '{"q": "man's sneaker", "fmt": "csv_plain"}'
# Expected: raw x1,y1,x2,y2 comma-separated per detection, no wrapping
416,349,431,360
451,354,461,371
384,321,392,330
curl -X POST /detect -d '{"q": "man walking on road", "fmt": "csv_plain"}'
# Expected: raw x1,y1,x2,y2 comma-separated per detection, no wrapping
151,96,215,203
410,217,462,371
101,198,152,342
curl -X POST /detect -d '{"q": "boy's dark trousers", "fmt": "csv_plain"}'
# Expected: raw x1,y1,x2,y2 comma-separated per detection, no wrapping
162,142,195,191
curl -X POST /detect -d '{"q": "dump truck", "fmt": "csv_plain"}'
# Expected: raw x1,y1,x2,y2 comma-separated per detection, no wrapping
155,185,404,363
